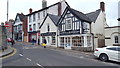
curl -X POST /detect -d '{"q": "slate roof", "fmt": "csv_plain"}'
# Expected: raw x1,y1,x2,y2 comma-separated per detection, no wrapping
27,1,70,16
48,14,60,26
69,8,92,23
86,9,101,23
14,13,26,24
39,13,60,28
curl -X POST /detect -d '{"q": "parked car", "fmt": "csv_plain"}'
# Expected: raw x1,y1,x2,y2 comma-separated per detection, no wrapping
7,38,15,45
94,46,120,62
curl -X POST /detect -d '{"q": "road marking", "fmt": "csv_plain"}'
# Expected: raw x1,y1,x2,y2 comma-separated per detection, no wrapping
19,54,23,57
2,47,17,59
79,56,84,58
36,63,43,67
26,58,32,61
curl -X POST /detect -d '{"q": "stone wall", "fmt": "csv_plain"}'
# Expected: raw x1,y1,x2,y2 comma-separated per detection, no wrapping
0,25,7,50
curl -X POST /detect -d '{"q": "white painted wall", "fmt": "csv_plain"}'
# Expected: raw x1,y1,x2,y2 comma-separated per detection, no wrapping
105,27,120,46
91,11,106,36
40,16,57,47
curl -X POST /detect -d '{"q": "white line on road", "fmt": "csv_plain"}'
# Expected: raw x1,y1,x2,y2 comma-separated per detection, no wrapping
36,63,44,68
79,56,84,58
26,58,32,61
19,54,23,57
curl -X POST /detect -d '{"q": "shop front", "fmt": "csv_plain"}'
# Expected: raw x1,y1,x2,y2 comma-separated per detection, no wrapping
40,32,57,47
28,32,37,43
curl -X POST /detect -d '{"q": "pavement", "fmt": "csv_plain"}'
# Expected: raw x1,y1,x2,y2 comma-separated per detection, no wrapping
0,46,14,57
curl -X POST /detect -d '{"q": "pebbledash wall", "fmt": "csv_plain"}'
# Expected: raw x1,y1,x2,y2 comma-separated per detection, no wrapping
0,25,7,50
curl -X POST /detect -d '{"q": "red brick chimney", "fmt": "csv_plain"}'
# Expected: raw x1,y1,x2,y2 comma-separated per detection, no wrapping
29,8,32,14
100,2,105,12
58,2,61,16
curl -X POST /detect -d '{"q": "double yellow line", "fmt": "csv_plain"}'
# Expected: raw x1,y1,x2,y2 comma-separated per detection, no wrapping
2,47,17,59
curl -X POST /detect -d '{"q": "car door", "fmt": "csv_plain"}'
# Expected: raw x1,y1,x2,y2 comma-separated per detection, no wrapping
106,47,118,61
116,47,120,62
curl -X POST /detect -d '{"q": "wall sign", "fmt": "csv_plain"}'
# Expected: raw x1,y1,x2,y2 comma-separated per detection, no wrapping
41,32,56,36
60,29,80,35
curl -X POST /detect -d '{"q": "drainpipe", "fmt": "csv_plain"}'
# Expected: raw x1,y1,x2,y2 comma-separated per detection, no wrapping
91,33,94,52
57,27,58,48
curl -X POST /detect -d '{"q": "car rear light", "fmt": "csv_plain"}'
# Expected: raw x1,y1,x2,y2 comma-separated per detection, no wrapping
95,49,98,51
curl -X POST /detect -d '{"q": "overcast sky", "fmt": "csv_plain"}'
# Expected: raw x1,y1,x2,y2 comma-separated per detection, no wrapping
0,0,119,26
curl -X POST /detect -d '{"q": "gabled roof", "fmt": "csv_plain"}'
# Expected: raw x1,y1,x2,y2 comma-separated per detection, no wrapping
15,13,26,21
86,9,101,23
58,7,92,25
14,13,26,24
69,8,92,23
48,14,60,26
27,0,70,16
39,13,60,29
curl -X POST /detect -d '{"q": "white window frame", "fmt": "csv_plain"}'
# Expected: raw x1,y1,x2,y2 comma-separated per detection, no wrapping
66,18,72,30
52,36,56,44
33,24,36,31
38,13,40,20
33,14,36,22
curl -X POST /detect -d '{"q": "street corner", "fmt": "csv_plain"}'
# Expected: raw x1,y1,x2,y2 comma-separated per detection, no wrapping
2,47,17,59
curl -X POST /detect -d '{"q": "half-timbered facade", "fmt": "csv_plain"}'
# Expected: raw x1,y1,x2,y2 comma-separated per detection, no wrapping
14,13,27,42
58,7,93,49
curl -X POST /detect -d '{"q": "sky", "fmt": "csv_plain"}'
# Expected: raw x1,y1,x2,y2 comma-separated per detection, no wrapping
0,0,119,26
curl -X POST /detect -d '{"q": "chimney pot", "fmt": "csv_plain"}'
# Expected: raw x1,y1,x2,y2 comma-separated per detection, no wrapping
29,8,32,14
100,2,105,12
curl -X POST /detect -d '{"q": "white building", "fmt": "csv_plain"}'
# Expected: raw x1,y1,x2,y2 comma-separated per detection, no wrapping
86,2,108,49
40,13,60,47
39,2,108,51
105,2,120,46
105,26,120,46
27,0,68,44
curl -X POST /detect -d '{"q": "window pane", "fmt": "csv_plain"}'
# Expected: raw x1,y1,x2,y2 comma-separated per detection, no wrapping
107,47,117,51
115,36,119,43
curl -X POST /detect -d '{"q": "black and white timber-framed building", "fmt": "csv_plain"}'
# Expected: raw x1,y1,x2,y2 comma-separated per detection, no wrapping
57,7,93,48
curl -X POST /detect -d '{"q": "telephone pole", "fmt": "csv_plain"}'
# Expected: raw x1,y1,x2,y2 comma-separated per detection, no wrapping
7,0,9,21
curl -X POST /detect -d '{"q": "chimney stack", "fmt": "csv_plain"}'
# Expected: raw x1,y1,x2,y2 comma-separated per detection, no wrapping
58,2,61,16
100,2,105,12
42,0,47,9
29,8,32,14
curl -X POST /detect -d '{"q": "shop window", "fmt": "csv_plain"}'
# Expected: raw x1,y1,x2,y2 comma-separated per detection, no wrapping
72,36,84,47
42,36,45,43
60,37,64,47
87,36,91,46
52,36,56,44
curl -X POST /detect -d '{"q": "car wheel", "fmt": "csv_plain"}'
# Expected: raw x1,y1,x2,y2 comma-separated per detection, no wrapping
99,54,108,62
